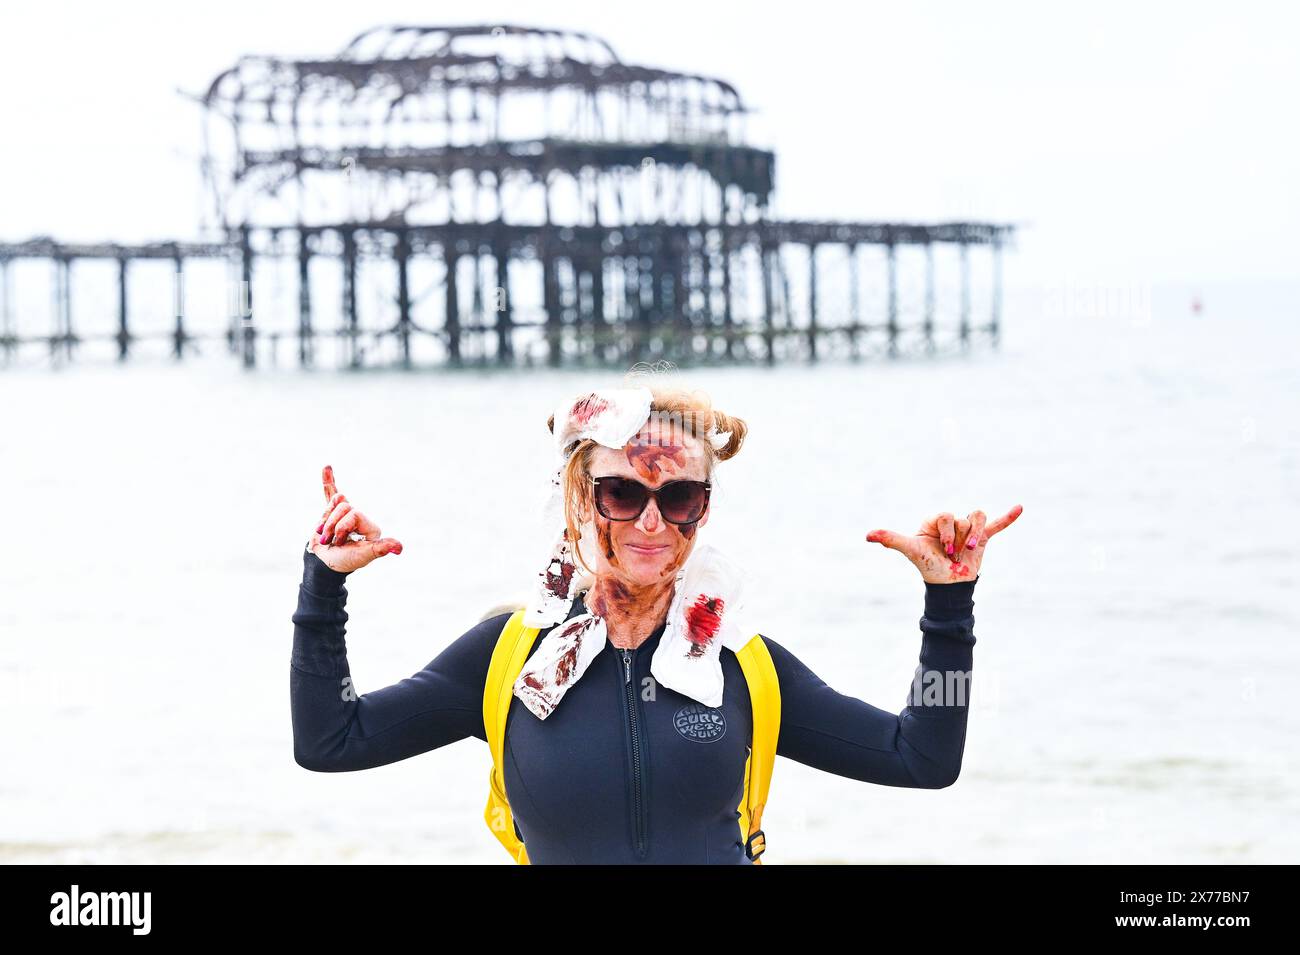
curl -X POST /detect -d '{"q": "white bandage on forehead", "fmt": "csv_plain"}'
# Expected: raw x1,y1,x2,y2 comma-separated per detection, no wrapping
552,387,654,458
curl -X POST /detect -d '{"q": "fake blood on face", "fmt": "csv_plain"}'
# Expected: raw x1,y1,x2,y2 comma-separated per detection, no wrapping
625,417,692,481
625,442,687,482
589,578,632,619
597,520,616,561
684,594,725,658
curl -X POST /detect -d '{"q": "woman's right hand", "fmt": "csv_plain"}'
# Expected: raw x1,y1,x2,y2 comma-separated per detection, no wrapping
308,464,404,574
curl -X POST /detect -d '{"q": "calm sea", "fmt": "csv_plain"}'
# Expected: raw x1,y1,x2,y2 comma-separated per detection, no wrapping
2,278,1297,862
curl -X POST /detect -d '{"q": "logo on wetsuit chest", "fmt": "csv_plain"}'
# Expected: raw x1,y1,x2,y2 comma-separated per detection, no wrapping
673,702,727,742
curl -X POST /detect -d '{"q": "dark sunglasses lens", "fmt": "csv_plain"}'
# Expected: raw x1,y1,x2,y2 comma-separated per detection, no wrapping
596,478,647,519
657,482,709,523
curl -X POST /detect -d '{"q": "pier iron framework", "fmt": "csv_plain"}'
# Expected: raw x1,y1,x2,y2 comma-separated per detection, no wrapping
0,24,1013,370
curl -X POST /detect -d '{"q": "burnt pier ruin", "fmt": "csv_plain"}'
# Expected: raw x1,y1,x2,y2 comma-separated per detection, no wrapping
0,24,1014,370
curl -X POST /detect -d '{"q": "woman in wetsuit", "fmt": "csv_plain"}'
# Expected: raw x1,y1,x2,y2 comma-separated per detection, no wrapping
289,384,1022,864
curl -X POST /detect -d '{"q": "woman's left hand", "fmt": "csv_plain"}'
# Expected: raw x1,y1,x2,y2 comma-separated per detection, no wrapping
866,505,1023,584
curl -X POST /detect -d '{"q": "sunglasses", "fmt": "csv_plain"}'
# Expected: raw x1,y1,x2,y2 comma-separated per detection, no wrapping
590,475,712,525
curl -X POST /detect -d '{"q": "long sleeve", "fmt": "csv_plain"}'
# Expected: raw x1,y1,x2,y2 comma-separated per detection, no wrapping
761,576,977,789
289,546,505,772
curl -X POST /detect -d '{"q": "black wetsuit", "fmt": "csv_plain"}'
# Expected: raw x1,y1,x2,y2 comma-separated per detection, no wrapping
290,547,978,864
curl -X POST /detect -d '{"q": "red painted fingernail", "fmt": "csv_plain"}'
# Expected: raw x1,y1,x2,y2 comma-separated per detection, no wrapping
316,523,324,534
320,533,329,543
946,542,954,555
966,536,977,549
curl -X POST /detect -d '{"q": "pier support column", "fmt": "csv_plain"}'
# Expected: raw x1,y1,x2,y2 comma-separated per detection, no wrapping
990,236,1002,349
848,243,861,361
807,242,819,362
590,256,606,364
630,253,649,363
0,257,11,365
670,243,686,362
239,225,255,369
54,254,73,364
297,228,313,368
542,246,560,368
493,244,513,366
444,242,461,368
761,243,776,367
396,228,412,370
886,236,898,359
924,243,936,356
117,254,130,362
959,240,971,351
171,248,186,361
721,229,737,361
342,228,359,369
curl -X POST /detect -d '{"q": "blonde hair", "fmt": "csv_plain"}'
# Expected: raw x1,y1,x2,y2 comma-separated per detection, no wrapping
546,370,748,577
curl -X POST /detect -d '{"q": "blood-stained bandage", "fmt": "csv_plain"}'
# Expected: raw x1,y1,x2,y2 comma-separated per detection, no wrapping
654,543,750,708
551,387,653,458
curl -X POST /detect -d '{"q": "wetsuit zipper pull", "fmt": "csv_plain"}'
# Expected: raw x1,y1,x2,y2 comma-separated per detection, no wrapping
622,648,631,685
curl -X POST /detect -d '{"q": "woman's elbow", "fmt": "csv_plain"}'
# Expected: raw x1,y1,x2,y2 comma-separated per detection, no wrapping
294,744,339,773
930,766,962,789
907,761,962,789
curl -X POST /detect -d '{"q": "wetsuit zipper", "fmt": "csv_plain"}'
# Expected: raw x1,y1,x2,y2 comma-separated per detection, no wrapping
619,646,648,859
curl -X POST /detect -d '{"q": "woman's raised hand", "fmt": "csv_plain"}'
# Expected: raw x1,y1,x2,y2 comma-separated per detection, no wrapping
865,505,1023,584
307,464,404,574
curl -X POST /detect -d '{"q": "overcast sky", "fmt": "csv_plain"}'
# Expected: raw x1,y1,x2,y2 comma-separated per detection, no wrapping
1,0,1295,287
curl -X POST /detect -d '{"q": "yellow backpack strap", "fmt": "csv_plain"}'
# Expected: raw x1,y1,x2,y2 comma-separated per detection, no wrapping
482,608,540,864
733,633,781,864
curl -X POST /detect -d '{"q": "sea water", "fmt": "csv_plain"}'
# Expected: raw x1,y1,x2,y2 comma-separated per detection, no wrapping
1,278,1296,863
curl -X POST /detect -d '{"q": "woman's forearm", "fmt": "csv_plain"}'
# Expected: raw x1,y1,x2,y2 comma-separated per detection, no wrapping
289,547,489,772
896,579,977,787
289,546,362,770
764,577,977,788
